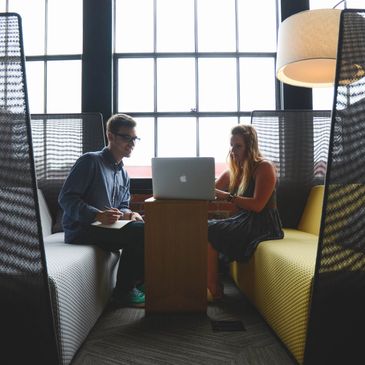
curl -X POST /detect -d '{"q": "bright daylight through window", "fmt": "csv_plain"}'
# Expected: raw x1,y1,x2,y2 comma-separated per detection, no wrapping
0,0,82,114
114,0,278,177
0,0,279,178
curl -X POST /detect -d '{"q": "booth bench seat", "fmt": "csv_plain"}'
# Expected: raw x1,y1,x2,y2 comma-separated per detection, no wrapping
230,185,324,365
38,189,119,365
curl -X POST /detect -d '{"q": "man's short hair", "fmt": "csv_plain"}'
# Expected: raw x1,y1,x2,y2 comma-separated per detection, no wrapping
106,113,136,134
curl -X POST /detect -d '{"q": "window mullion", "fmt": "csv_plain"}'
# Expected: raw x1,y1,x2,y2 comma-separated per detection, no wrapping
194,0,199,156
235,0,240,123
44,0,48,113
153,0,158,157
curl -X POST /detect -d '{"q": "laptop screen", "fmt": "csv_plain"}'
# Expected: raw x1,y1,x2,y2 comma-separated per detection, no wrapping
151,157,215,200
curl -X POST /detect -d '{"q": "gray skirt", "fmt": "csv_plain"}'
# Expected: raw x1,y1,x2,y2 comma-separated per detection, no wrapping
208,208,284,262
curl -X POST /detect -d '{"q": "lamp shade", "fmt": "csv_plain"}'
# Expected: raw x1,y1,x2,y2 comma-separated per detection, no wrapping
276,9,341,88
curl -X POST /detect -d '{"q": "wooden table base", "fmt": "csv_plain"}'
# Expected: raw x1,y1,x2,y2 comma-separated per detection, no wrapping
144,198,208,313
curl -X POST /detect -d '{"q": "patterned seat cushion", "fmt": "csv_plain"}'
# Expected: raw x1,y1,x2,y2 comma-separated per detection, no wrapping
44,233,119,365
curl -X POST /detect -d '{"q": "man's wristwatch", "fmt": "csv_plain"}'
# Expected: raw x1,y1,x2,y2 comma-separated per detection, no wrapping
226,193,236,202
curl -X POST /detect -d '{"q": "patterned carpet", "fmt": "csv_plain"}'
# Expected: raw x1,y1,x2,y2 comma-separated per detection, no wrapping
71,277,296,365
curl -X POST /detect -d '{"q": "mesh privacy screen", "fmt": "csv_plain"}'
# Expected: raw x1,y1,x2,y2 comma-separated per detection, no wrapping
304,10,365,364
0,14,59,364
251,110,332,228
31,113,105,228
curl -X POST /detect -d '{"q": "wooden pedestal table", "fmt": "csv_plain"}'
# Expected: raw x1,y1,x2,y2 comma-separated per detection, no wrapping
144,198,208,313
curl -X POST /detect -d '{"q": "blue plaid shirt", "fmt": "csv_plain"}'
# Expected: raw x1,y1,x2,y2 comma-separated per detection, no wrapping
59,147,131,243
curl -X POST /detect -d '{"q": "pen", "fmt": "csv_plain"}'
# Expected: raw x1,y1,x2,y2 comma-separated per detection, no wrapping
104,206,124,217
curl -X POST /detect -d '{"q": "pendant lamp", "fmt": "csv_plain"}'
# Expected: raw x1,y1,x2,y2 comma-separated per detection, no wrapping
276,9,342,88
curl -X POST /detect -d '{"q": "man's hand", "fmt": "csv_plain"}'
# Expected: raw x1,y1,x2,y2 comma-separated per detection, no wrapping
114,210,144,222
96,207,123,225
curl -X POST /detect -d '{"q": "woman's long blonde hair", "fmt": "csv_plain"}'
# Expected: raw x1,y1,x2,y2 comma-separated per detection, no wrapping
228,124,263,195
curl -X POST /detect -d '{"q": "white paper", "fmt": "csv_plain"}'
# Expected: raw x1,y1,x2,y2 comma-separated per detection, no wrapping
91,220,133,229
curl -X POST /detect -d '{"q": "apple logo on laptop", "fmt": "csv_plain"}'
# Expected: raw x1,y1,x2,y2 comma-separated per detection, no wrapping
179,174,187,183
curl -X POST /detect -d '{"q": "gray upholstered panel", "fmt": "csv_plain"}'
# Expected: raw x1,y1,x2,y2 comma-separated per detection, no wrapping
44,233,119,365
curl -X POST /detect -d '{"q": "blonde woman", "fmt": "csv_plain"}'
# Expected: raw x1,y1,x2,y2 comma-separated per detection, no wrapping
208,124,284,300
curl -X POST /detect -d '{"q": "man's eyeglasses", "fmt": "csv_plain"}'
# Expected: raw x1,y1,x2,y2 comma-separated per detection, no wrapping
113,132,141,143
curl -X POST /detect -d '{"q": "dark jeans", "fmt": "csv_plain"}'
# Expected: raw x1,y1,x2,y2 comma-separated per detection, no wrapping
82,221,144,294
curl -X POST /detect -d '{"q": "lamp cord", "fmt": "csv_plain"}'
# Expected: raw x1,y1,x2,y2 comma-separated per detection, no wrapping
333,0,347,9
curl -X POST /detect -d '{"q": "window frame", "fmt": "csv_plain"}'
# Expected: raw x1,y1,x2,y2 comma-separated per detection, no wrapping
26,54,82,114
5,0,314,193
112,0,281,172
4,0,83,114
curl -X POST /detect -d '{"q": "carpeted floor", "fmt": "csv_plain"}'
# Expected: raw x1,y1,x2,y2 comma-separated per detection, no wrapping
71,277,296,365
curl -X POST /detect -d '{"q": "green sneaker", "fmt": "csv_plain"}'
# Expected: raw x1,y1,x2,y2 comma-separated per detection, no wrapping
124,287,145,307
112,287,145,308
136,283,145,294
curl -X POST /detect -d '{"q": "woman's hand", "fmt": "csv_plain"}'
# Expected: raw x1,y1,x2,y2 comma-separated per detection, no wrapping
215,188,230,201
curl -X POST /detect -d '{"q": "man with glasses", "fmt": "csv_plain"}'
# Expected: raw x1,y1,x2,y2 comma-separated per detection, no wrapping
59,113,145,307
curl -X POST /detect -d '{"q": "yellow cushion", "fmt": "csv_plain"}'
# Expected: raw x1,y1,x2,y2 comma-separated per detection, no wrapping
254,229,318,365
230,256,255,302
231,229,318,365
231,185,326,364
297,185,324,235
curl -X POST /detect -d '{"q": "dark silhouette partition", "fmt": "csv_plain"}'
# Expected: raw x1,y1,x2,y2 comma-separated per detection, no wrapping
251,110,332,228
0,13,59,364
304,10,365,364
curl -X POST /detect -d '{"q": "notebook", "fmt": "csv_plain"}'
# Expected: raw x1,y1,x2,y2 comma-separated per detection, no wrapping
91,220,133,229
151,157,215,200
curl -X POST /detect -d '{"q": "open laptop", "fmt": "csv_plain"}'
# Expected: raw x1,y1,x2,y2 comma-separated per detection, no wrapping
152,157,215,200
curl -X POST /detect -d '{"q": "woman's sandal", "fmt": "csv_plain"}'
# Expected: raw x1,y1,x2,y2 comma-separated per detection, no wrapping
207,283,224,303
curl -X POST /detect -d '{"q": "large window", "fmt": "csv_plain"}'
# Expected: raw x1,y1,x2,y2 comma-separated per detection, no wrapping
1,0,83,113
0,1,285,178
114,0,279,177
